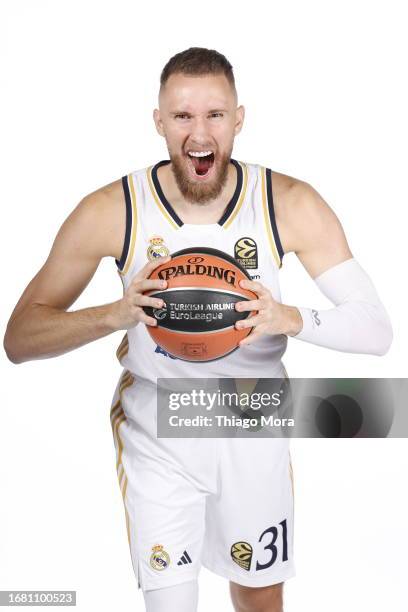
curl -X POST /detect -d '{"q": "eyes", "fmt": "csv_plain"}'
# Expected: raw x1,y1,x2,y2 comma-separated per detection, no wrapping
174,112,224,120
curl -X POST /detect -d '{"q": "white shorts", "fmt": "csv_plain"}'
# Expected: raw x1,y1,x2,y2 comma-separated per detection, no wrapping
110,371,295,591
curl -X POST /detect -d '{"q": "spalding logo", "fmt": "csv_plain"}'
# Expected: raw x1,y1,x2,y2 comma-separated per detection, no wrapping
158,264,236,286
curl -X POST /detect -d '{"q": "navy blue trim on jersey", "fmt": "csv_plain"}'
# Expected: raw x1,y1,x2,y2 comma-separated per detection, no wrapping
151,158,243,227
151,160,184,227
266,168,284,265
115,175,133,270
217,159,243,225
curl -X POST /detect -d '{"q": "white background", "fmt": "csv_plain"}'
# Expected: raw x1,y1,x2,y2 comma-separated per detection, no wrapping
1,1,407,610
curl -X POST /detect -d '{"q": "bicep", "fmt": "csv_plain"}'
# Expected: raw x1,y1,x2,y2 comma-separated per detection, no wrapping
8,195,112,323
291,182,353,279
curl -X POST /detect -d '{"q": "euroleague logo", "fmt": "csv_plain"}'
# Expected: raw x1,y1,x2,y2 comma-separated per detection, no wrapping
231,541,253,571
153,307,167,320
234,237,258,270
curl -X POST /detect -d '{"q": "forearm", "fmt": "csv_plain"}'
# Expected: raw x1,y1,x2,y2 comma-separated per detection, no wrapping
286,258,393,356
4,302,119,364
290,301,393,355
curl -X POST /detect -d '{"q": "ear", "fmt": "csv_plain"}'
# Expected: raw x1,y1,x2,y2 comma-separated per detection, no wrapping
153,108,165,137
234,105,245,135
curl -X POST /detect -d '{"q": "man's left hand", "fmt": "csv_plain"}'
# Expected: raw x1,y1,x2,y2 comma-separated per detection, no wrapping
235,279,303,346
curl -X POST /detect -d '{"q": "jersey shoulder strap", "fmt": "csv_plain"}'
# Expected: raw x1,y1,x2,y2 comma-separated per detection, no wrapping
258,164,285,269
115,171,139,278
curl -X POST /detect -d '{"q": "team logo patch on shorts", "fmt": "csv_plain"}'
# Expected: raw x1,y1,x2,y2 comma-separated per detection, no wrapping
150,544,170,571
147,235,170,261
234,237,258,270
231,541,253,571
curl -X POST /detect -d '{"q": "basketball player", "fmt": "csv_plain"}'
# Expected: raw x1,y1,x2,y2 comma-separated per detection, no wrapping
4,48,393,612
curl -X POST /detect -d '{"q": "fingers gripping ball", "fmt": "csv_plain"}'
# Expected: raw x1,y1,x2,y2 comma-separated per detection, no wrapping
142,247,258,362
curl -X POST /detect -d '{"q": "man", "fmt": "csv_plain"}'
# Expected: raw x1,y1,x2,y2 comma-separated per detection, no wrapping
4,47,392,612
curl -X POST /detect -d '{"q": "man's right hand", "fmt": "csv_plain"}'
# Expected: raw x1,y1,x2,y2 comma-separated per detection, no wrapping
110,256,170,330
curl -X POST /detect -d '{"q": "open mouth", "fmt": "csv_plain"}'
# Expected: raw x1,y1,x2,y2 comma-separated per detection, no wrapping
187,151,215,176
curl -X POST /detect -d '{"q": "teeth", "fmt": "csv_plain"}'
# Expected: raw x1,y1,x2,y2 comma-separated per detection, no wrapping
188,151,213,157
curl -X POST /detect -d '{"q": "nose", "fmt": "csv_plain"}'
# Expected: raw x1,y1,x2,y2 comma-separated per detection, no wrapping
188,116,212,146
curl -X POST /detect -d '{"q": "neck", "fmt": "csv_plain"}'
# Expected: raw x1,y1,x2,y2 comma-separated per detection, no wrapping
157,161,237,225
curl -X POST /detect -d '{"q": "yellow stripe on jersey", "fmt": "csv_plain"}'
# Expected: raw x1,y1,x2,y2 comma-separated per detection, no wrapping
117,174,138,278
121,476,130,546
126,173,138,272
223,162,248,229
146,166,179,229
110,369,135,547
116,332,129,365
261,167,281,269
114,413,127,473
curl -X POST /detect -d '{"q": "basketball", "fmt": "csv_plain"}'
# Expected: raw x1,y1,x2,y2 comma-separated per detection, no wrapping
143,247,258,361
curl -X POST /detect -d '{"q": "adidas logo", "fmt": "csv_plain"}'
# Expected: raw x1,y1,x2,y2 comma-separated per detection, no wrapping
177,550,192,566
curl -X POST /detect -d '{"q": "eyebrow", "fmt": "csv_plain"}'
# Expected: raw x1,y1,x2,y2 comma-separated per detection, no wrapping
170,109,229,115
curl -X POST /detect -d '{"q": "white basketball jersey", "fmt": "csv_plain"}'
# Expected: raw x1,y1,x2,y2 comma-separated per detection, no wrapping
114,159,288,381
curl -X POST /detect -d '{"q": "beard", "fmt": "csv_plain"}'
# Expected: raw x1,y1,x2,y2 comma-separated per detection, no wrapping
169,149,232,205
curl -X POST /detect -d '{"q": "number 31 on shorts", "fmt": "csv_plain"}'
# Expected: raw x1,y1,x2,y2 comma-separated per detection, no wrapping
230,519,289,571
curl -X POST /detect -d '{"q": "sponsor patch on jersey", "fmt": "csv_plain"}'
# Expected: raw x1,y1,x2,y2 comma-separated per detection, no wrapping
234,237,258,270
231,541,253,571
147,235,170,261
150,544,170,571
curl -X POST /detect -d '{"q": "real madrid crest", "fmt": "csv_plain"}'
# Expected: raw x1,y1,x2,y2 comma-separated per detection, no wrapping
147,235,170,261
150,544,171,571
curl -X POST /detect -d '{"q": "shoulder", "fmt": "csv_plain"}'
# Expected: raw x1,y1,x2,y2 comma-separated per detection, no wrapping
74,177,126,260
270,169,319,217
80,176,124,211
270,170,345,255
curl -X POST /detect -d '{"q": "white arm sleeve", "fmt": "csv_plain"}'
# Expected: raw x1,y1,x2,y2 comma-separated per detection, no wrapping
292,258,393,355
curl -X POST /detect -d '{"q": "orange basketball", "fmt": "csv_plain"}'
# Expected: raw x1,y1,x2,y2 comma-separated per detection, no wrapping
143,247,258,362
